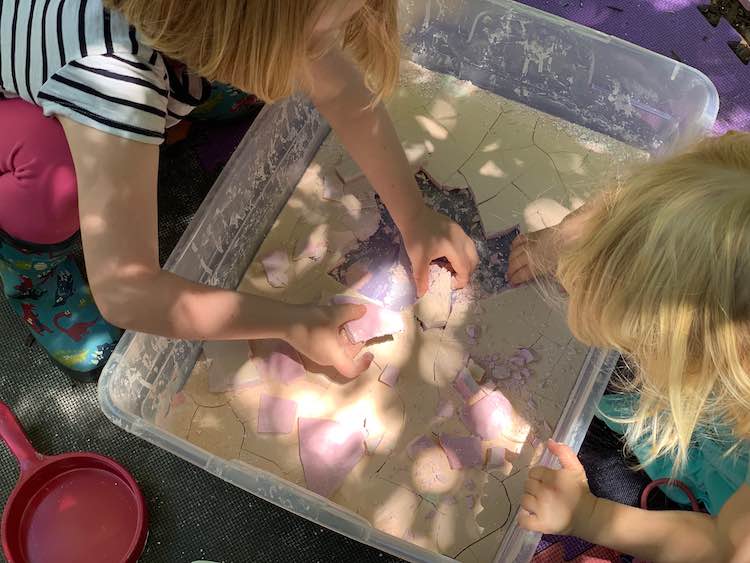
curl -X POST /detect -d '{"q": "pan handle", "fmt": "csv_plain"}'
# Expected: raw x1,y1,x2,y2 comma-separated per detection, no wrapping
0,402,42,472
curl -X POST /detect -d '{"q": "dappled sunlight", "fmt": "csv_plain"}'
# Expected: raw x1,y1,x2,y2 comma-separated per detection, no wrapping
149,59,648,560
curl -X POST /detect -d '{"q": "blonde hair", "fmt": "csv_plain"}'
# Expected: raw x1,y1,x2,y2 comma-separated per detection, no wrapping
104,0,399,103
558,131,750,472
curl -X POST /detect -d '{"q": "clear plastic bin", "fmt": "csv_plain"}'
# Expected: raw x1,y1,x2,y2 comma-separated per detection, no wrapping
98,1,717,561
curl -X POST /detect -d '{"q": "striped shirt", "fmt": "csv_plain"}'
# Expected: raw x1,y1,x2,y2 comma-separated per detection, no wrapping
0,0,210,144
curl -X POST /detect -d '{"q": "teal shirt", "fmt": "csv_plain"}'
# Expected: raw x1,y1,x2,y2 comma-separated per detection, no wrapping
598,394,750,514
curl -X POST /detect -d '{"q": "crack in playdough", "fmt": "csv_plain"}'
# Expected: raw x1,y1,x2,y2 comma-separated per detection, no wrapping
162,60,648,559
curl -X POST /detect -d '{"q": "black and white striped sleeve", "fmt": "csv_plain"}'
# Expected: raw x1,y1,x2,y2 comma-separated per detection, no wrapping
38,53,169,144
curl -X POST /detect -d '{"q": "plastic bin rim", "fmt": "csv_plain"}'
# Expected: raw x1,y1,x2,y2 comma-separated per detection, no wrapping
423,0,719,130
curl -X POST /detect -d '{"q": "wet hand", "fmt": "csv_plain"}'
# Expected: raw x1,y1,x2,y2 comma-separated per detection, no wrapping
518,440,598,535
286,304,373,379
400,205,480,297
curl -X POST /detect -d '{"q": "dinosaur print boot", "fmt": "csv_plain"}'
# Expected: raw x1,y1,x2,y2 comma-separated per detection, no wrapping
0,231,121,374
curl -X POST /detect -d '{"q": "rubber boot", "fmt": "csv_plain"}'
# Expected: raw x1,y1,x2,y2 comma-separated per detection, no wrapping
0,231,121,381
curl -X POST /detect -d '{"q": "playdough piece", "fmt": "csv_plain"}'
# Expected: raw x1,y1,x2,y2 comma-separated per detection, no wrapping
322,174,344,201
460,391,513,440
453,368,481,402
298,417,365,498
252,340,306,384
336,158,364,184
438,434,483,470
261,250,290,288
486,446,506,469
414,264,453,329
466,358,485,383
333,296,405,343
436,398,455,419
258,394,298,434
203,340,261,393
379,365,400,387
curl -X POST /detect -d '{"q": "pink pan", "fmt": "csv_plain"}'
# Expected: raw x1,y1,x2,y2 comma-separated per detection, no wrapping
0,402,148,563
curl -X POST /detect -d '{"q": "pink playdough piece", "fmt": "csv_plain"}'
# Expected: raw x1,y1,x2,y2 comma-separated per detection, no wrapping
298,418,365,498
322,175,344,201
438,434,483,469
459,391,513,440
258,394,298,434
453,368,481,401
486,446,506,469
436,398,454,419
379,365,400,387
332,295,404,343
261,250,290,288
172,392,187,406
253,340,306,384
407,434,435,460
414,264,453,329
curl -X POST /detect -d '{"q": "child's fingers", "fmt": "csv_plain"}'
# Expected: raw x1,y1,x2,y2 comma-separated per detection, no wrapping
335,304,367,326
511,234,528,249
520,493,538,514
444,247,472,289
547,440,584,472
332,345,373,379
410,253,430,297
524,478,542,496
508,265,532,287
528,466,553,483
517,509,543,532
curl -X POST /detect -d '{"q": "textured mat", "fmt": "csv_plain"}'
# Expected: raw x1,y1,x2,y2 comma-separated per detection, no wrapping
0,114,401,563
517,0,750,133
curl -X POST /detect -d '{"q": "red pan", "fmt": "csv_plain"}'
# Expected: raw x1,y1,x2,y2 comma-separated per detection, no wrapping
0,402,148,563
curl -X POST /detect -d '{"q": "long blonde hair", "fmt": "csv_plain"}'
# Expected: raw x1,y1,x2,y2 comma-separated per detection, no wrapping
558,131,750,472
104,0,399,103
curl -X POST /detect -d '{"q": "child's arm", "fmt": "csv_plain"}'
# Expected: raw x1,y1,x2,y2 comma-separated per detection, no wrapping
520,440,750,563
59,117,372,378
304,48,479,296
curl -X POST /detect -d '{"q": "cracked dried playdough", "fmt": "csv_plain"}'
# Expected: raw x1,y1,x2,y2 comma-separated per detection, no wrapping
167,60,646,559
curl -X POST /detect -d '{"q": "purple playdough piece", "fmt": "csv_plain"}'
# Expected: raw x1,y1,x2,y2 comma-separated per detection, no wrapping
298,417,365,498
459,391,513,440
438,434,483,469
453,368,481,401
517,348,535,364
258,394,298,434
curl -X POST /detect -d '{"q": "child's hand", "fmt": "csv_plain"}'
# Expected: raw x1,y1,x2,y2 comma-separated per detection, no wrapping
519,440,598,535
400,205,480,296
506,226,564,286
285,303,374,379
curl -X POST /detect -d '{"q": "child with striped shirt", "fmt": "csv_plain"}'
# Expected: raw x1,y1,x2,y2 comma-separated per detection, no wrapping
0,0,479,377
